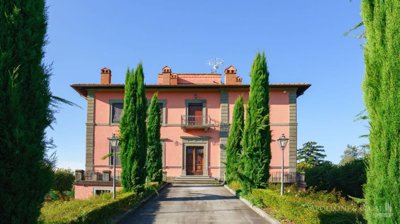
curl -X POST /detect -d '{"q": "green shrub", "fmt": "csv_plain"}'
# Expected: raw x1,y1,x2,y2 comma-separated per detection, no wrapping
39,184,159,224
247,189,365,224
306,159,366,198
227,183,365,224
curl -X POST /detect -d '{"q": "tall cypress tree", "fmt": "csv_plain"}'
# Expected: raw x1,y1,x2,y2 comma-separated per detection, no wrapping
0,1,54,222
132,63,148,193
146,93,162,183
119,68,136,191
362,0,400,222
241,52,271,193
226,96,244,183
120,64,148,193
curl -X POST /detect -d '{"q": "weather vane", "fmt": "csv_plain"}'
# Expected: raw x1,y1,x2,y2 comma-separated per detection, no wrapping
207,58,224,73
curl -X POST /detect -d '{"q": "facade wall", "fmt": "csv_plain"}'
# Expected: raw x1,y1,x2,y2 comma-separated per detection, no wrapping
89,88,295,178
74,185,122,200
76,86,299,199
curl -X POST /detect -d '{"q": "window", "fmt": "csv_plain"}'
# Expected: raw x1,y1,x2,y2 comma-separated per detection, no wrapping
185,100,206,125
110,101,123,124
109,145,120,166
148,99,166,125
93,188,112,196
95,189,110,195
158,100,166,125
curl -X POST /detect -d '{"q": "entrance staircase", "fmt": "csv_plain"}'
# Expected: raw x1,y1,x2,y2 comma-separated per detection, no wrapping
171,176,222,185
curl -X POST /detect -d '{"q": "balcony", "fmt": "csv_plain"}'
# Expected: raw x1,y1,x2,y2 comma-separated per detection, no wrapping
181,115,217,130
74,170,121,186
269,172,306,186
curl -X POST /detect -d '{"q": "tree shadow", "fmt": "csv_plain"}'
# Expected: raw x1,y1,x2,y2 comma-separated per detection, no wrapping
319,211,366,224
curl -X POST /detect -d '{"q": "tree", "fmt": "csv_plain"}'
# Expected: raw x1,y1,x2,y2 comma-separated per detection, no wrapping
52,169,74,200
119,64,147,192
362,0,400,222
0,1,54,222
339,144,366,166
297,141,326,171
146,93,162,183
241,52,271,193
226,96,244,183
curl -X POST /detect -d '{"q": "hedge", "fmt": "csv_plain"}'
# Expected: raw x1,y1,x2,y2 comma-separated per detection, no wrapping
39,183,160,224
305,159,366,198
229,182,365,224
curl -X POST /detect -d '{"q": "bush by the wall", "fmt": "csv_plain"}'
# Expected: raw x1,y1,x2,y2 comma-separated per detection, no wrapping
39,183,159,224
246,189,365,224
305,159,366,198
228,181,365,224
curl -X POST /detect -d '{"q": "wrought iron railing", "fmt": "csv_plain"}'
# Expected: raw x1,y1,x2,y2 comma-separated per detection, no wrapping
269,172,305,184
181,115,216,128
75,170,121,182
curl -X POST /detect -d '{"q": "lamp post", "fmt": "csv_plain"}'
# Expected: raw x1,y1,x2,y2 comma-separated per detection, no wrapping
109,133,119,200
277,133,289,196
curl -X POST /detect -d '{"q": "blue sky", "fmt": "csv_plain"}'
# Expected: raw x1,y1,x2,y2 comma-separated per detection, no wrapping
44,0,366,170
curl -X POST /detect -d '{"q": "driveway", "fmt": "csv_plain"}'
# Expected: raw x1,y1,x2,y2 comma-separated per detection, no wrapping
120,185,270,224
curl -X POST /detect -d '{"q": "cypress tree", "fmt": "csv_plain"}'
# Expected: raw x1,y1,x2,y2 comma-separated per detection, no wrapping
241,52,271,194
0,1,54,222
119,63,148,193
119,68,136,191
146,93,162,183
362,0,400,222
226,96,244,183
132,63,148,193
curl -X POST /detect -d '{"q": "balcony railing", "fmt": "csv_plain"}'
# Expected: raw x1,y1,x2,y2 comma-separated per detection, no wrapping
181,115,217,130
269,172,305,184
74,170,121,186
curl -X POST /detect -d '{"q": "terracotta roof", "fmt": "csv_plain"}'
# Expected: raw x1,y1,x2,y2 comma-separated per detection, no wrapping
71,83,311,98
158,73,221,76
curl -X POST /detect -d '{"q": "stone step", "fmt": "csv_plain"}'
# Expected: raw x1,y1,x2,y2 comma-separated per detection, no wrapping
172,176,221,185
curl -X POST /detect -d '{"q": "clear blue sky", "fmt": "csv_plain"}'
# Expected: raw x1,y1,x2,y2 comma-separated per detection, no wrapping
44,0,367,170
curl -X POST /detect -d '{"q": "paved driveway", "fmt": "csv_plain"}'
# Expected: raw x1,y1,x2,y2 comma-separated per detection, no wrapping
120,185,269,224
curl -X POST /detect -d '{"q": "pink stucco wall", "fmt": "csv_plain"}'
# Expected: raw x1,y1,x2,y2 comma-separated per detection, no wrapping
90,88,294,178
75,86,299,199
75,185,122,200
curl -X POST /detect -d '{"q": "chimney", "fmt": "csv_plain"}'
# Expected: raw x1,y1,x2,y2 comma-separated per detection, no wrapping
161,66,173,85
224,65,242,85
101,67,112,84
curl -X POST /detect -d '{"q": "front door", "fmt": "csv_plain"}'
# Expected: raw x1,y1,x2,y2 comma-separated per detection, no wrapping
186,146,204,175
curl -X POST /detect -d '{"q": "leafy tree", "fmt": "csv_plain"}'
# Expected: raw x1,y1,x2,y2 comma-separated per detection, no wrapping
362,0,400,222
0,1,54,222
226,96,244,183
120,64,147,192
146,93,162,183
339,145,366,166
52,169,74,200
241,52,271,193
297,141,326,171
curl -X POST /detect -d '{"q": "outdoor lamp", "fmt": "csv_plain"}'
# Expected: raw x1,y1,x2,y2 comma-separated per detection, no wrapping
109,133,119,148
277,133,289,196
108,133,119,199
277,134,289,149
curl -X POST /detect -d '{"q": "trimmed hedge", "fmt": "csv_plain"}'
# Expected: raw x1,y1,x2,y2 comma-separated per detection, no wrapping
305,159,366,198
39,183,160,224
228,182,365,224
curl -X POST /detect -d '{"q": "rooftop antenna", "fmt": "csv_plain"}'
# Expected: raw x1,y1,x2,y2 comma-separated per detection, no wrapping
207,58,224,73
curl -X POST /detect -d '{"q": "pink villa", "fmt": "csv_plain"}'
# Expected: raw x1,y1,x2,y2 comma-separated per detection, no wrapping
72,65,310,199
